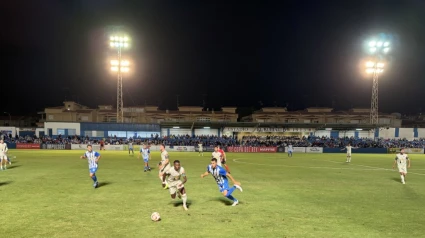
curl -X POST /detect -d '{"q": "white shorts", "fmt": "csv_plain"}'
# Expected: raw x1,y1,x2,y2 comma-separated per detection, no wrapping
168,180,184,194
0,154,5,160
199,149,203,152
346,153,351,157
159,163,171,174
398,166,407,174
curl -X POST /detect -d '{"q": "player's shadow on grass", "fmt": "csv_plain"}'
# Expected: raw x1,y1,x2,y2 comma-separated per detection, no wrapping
212,197,235,206
8,165,22,170
0,181,12,186
98,182,112,188
172,200,192,208
390,177,401,183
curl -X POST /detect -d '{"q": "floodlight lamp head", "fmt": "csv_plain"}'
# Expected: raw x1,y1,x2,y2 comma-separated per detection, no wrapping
368,41,376,47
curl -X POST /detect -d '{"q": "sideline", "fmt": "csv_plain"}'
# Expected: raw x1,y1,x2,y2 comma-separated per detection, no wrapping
233,158,425,176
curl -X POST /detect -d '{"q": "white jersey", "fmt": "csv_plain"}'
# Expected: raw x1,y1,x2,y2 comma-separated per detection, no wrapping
129,142,133,149
161,150,169,164
395,153,409,167
165,166,186,183
346,146,352,154
198,144,203,151
212,151,222,160
288,145,293,151
212,151,222,166
0,142,7,156
84,150,100,169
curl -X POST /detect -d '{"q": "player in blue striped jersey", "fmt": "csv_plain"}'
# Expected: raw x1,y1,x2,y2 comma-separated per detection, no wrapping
138,144,151,172
80,145,101,188
201,158,243,206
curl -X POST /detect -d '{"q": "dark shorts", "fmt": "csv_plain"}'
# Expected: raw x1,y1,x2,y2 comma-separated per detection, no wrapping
221,160,226,164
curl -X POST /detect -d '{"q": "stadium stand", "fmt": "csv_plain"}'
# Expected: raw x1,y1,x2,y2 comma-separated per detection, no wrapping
2,131,425,148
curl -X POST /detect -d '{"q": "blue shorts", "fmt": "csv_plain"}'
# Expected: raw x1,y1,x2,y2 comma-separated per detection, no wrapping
218,180,230,193
89,167,98,174
129,148,133,151
143,158,149,163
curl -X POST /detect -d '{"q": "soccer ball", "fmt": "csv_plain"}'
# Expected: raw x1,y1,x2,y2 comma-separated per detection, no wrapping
151,212,160,221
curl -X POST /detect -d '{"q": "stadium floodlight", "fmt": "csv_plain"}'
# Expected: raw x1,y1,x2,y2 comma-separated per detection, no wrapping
110,60,130,72
173,126,180,129
110,35,130,49
368,39,390,54
365,61,384,74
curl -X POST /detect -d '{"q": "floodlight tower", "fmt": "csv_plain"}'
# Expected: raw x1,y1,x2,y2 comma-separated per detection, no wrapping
110,35,130,123
366,40,390,125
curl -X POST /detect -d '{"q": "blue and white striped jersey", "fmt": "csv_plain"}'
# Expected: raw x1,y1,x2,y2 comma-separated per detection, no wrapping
140,148,150,159
84,151,100,169
207,165,228,186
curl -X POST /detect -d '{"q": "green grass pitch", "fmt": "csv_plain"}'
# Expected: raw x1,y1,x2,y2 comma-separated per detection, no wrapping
1,150,425,238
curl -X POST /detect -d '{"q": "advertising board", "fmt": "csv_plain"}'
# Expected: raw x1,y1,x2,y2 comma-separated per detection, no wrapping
285,147,306,153
71,144,101,150
166,146,195,152
16,143,40,149
227,147,277,153
41,144,66,150
305,147,323,153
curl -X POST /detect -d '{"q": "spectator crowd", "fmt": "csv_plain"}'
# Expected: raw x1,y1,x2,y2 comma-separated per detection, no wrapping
2,131,425,148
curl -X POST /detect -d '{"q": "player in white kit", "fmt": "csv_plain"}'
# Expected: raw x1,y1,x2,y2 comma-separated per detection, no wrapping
162,160,188,210
212,146,222,166
392,148,410,184
287,144,293,157
341,143,356,163
0,139,8,170
198,143,204,156
159,144,171,189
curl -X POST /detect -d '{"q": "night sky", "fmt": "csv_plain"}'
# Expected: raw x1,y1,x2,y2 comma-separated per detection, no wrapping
2,0,425,116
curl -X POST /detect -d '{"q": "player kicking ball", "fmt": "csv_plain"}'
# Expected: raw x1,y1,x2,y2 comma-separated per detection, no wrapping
80,145,101,188
392,148,410,184
162,160,188,211
138,144,151,172
201,158,243,206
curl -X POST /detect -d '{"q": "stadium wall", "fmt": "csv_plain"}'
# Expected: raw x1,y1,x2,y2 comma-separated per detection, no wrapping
0,127,17,137
44,122,81,136
79,122,160,139
323,148,388,153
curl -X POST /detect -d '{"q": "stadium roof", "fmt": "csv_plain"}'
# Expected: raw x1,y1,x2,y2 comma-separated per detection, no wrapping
159,121,388,130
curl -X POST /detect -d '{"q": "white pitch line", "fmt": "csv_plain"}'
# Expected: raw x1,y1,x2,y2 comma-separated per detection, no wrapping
233,159,425,176
321,159,425,176
233,159,384,171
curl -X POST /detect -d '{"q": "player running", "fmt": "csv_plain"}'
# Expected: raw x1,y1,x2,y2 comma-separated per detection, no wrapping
158,144,171,189
0,139,8,170
287,144,293,157
212,146,223,166
138,144,151,172
218,145,230,173
198,143,204,156
201,158,243,206
162,160,188,211
80,145,101,188
128,141,134,155
392,148,411,184
341,143,357,163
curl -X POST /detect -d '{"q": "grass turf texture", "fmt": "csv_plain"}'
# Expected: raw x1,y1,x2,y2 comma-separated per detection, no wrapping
1,151,425,238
